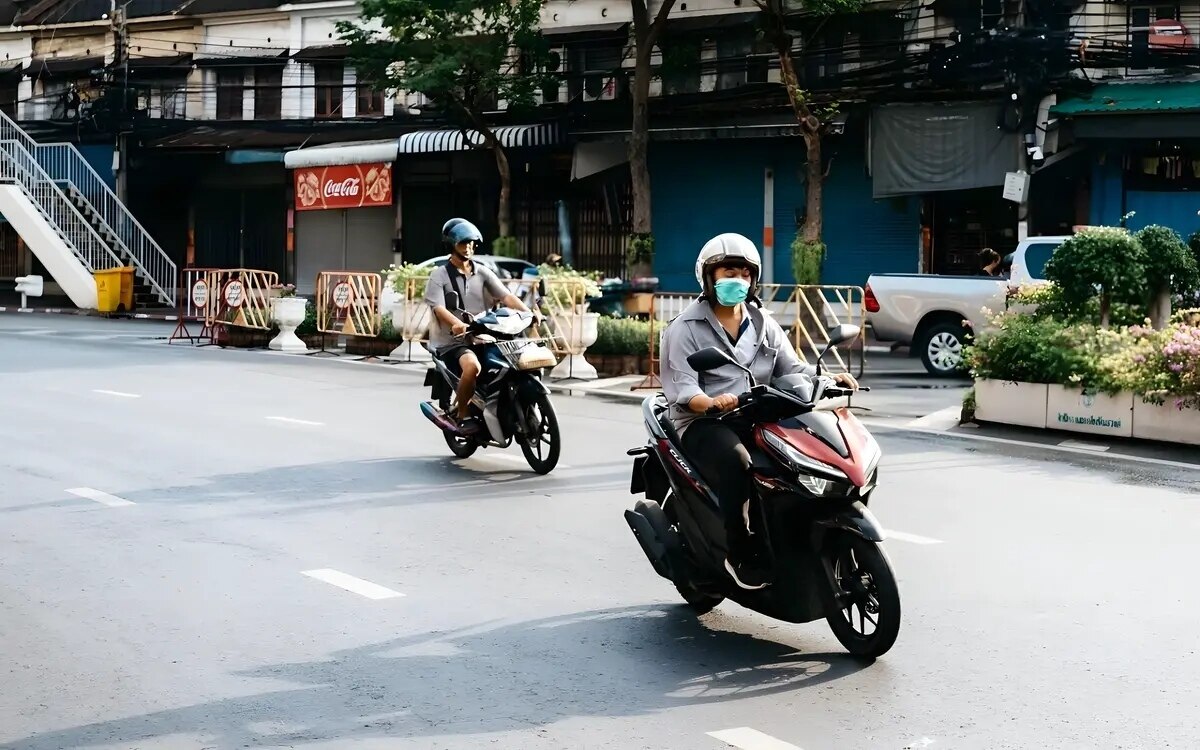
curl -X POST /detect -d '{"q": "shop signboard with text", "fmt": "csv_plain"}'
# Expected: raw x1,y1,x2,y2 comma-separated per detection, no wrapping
294,163,393,211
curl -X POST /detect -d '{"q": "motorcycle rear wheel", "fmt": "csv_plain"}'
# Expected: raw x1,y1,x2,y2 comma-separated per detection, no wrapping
819,531,901,659
439,397,479,459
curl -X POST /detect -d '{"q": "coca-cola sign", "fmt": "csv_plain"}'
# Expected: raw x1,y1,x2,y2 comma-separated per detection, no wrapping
294,162,392,211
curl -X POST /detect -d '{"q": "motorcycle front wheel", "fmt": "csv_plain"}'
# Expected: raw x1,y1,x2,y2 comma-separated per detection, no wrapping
819,531,901,659
518,392,561,475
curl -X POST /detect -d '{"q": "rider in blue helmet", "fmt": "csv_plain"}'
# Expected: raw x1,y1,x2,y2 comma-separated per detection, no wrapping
424,218,537,435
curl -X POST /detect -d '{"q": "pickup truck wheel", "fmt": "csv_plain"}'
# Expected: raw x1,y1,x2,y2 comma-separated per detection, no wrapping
919,322,967,376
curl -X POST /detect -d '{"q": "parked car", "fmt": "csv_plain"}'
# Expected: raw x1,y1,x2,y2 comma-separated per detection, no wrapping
865,236,1067,375
413,254,537,280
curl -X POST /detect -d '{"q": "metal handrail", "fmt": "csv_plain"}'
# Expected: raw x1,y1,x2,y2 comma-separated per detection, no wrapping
37,142,177,307
0,139,123,272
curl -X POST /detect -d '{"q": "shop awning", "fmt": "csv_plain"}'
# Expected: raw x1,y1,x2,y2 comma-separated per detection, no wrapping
293,44,348,62
541,21,629,45
1051,81,1200,116
396,123,561,153
284,138,400,169
194,47,289,68
27,56,104,78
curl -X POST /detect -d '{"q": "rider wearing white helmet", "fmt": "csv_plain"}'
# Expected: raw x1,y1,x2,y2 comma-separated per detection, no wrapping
660,232,859,589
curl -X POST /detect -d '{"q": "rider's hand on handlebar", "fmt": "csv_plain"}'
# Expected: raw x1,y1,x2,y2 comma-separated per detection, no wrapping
451,321,468,337
833,372,860,391
711,393,739,412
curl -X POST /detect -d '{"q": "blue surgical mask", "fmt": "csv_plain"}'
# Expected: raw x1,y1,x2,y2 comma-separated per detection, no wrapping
713,278,750,306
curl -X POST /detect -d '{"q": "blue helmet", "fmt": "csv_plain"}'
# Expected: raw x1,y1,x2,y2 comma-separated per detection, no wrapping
442,218,483,250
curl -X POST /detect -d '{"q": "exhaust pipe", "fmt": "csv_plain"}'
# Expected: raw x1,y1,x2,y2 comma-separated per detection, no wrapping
419,401,459,433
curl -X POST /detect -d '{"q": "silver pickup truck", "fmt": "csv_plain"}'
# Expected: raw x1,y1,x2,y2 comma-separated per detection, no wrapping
865,236,1067,375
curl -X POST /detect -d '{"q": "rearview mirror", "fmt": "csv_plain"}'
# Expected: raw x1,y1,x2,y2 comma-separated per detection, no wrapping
687,347,734,372
826,324,860,347
444,290,461,312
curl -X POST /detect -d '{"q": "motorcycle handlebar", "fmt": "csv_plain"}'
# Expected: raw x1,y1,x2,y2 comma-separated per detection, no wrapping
702,383,869,415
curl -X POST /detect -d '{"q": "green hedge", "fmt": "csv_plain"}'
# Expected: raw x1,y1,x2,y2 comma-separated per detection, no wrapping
590,316,651,356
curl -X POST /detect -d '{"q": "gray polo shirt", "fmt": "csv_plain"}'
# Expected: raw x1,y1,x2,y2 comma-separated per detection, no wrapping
424,261,510,350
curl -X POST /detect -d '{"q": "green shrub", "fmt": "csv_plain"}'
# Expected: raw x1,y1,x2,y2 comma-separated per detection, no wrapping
590,316,651,356
492,236,522,258
1043,227,1146,326
791,236,824,286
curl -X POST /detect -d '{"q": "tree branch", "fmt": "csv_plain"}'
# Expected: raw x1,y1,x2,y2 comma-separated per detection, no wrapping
646,0,678,48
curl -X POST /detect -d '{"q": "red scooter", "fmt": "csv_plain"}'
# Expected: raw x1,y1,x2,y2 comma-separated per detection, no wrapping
624,324,900,658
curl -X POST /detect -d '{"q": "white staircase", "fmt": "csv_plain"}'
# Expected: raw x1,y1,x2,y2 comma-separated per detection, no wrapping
0,111,176,309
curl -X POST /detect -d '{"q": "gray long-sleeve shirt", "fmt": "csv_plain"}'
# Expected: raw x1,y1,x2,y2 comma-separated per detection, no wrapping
660,299,813,435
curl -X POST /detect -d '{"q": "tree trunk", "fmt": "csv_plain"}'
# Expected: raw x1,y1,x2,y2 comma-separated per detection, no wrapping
777,47,823,244
493,142,512,238
1100,293,1111,328
629,47,653,235
1150,286,1172,329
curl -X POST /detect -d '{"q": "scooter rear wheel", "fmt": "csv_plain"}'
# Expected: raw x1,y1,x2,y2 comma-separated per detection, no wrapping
820,531,901,659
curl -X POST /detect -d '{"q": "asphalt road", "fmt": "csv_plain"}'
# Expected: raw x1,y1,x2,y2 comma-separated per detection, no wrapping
1,314,1198,750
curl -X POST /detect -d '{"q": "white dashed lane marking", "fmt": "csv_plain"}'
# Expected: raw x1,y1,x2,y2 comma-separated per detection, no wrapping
93,389,141,399
266,416,324,426
301,569,404,600
708,727,803,750
66,487,135,507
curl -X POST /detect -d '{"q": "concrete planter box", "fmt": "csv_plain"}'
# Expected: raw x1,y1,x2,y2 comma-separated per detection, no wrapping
1046,385,1133,438
974,379,1049,428
1133,400,1200,446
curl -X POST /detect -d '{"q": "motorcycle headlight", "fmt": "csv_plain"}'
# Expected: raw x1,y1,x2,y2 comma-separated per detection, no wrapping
761,431,852,497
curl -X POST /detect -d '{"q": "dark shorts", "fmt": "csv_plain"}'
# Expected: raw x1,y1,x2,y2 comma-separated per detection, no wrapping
436,344,480,373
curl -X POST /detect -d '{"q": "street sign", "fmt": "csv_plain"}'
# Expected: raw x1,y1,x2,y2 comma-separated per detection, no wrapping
191,278,209,309
223,279,245,308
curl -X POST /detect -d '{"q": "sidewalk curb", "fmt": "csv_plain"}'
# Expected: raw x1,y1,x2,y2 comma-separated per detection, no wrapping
0,306,178,321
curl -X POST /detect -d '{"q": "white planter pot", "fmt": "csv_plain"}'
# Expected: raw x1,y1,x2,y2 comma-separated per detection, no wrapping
1133,399,1200,446
388,299,432,362
269,296,309,353
1046,385,1133,438
974,379,1049,428
550,311,599,380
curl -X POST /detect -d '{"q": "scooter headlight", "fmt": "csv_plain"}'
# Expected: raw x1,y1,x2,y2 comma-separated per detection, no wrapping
761,431,852,497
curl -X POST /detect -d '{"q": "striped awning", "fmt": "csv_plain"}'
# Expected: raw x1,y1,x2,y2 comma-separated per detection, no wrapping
397,123,561,154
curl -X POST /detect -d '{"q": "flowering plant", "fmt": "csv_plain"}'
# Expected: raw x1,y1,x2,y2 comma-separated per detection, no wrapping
272,283,297,298
382,263,431,300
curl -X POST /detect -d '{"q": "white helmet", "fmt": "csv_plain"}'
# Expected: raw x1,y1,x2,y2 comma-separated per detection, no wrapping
694,233,762,295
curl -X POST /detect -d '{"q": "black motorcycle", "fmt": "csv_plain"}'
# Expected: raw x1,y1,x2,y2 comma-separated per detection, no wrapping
420,292,562,474
624,324,901,658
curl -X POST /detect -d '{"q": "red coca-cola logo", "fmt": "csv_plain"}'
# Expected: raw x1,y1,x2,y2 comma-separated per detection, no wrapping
324,178,361,198
294,162,392,211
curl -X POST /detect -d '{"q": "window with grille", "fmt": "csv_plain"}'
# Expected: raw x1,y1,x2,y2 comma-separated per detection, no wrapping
314,63,344,118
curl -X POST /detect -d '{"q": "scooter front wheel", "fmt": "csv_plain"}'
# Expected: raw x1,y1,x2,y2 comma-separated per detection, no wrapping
518,392,560,475
819,531,901,659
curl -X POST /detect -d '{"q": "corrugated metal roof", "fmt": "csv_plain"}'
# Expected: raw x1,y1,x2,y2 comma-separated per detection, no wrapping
1052,81,1200,116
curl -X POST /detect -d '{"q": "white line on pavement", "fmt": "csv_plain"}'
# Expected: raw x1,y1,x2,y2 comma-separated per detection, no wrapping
906,405,962,431
301,569,404,600
66,487,135,507
266,416,324,426
15,329,54,335
707,727,803,750
93,389,141,399
886,530,944,545
1058,439,1111,452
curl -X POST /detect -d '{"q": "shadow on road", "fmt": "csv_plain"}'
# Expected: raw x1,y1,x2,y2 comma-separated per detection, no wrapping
109,455,630,517
0,606,871,749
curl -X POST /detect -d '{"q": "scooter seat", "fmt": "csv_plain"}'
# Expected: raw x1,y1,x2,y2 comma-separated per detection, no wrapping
657,412,682,447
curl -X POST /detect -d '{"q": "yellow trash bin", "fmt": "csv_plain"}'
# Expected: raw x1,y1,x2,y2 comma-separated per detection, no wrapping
117,266,135,311
94,268,124,313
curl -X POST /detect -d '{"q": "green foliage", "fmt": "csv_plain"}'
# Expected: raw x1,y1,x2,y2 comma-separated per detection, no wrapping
590,316,652,356
382,263,431,299
1137,224,1200,296
295,300,317,335
1007,282,1144,328
492,236,522,258
337,0,555,123
965,313,1104,387
791,236,824,285
537,263,602,307
960,387,976,423
379,312,404,341
626,233,654,267
1043,227,1147,319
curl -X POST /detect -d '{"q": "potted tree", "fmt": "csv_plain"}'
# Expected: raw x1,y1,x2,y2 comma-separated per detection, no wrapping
381,263,433,361
269,284,310,353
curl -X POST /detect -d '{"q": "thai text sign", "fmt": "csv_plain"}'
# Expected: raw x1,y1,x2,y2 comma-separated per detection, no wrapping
294,162,393,211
